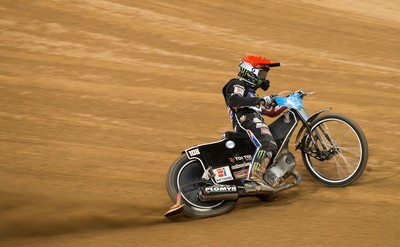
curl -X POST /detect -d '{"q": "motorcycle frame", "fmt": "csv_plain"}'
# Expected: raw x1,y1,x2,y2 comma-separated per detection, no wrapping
183,106,332,187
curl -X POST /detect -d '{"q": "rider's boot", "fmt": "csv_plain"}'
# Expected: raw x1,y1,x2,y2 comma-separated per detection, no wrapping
245,154,274,192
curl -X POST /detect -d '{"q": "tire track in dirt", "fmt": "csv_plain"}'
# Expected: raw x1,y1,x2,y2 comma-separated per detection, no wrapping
0,194,168,239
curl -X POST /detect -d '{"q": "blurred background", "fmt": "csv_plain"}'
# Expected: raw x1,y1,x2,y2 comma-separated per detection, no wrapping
0,1,399,246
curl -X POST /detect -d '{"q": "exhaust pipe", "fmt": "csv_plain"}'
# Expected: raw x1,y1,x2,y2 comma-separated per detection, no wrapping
199,193,239,201
198,185,239,201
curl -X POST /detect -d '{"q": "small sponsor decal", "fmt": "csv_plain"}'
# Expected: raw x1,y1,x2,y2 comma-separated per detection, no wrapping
255,150,267,160
233,155,252,162
233,85,245,97
256,123,268,128
234,169,249,179
253,118,262,123
187,148,200,156
231,162,251,170
205,185,237,193
240,115,247,122
213,166,234,183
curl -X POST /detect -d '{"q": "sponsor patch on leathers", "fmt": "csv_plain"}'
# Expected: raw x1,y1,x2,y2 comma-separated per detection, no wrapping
233,85,245,97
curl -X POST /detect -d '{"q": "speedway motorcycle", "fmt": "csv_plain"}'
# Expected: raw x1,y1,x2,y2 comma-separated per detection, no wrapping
164,90,368,218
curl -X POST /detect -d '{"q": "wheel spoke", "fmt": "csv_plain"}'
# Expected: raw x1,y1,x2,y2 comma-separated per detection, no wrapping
332,151,352,178
333,155,347,178
337,146,359,153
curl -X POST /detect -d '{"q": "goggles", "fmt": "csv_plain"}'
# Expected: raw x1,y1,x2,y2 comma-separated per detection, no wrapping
252,67,269,80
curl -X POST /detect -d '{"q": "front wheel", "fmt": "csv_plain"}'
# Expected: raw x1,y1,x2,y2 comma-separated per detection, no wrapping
301,114,368,187
166,154,236,218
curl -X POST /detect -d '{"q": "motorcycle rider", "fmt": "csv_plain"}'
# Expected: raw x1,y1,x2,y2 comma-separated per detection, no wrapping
222,55,287,192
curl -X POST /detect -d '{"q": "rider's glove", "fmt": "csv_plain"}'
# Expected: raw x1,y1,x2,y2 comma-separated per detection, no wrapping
261,96,273,106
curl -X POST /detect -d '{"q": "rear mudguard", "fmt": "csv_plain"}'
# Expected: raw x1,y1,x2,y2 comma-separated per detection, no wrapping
295,108,331,144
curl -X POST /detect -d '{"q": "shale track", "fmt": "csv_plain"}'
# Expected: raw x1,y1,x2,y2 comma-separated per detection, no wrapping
1,1,399,246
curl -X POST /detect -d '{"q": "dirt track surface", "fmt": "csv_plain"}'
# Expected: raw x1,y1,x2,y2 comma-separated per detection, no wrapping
1,1,399,246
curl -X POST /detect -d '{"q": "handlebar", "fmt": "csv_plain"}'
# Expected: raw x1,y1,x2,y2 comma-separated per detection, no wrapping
261,90,315,108
273,90,316,98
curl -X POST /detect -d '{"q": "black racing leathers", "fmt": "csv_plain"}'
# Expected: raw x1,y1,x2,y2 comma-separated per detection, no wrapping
222,78,278,156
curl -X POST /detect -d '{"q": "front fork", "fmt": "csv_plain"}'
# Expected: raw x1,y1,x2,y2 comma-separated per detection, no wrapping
296,110,338,161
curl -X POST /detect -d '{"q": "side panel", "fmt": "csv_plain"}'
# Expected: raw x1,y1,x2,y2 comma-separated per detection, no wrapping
185,137,255,185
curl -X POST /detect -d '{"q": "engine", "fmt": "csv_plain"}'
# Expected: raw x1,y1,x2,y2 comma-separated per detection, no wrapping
264,153,296,187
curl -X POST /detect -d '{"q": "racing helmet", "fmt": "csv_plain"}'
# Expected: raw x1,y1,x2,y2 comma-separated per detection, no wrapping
238,55,280,91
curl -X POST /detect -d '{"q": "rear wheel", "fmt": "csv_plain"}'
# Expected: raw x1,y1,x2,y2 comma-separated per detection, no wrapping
301,114,368,187
166,154,236,218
